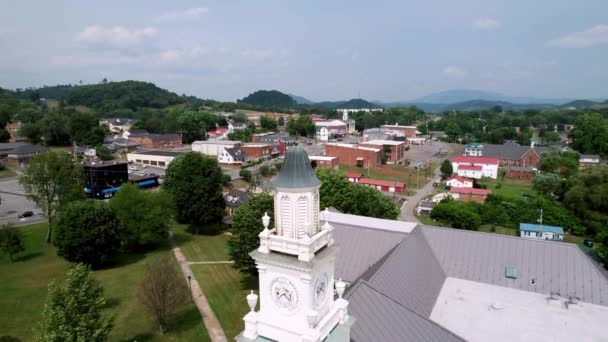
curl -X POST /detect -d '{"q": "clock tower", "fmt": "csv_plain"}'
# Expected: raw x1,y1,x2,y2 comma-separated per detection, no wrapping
237,146,353,342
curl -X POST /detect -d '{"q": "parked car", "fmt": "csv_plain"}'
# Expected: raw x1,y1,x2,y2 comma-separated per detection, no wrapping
18,211,34,218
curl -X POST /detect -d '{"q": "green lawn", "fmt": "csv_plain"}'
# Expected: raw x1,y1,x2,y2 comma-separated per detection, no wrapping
416,215,442,226
338,164,432,189
478,224,519,236
0,223,209,342
172,224,232,262
477,177,536,200
172,224,257,339
0,168,17,178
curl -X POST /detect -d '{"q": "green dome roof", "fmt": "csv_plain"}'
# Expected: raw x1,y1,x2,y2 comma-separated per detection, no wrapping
272,145,321,189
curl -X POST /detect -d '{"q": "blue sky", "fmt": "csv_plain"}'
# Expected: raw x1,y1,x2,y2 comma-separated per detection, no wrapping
0,0,607,101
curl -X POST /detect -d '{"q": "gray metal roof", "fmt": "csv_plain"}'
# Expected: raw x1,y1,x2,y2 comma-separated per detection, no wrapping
7,144,48,155
331,222,406,283
130,150,184,157
481,143,533,160
365,228,447,317
421,226,608,306
272,145,320,189
345,281,465,342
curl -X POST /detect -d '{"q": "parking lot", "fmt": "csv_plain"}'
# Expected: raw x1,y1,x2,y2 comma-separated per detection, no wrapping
405,141,451,165
0,176,42,226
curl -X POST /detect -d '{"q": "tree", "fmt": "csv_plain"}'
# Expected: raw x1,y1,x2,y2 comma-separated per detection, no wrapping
540,151,579,178
95,145,114,161
440,159,453,179
430,200,481,230
532,173,562,196
228,193,273,275
35,264,113,342
163,153,225,228
570,113,608,157
19,151,85,243
109,184,174,250
258,164,271,177
233,111,247,123
316,169,399,219
138,256,188,335
0,225,25,262
239,169,252,182
260,116,278,131
54,200,122,267
277,116,285,126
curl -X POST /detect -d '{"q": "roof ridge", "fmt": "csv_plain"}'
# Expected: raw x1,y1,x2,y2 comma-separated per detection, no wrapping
355,280,466,341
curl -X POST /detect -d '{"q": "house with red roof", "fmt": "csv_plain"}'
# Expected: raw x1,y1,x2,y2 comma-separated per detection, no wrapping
451,155,499,179
449,187,492,203
207,127,228,139
444,176,473,188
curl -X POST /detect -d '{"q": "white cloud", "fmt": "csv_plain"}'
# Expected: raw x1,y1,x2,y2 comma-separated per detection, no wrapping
548,24,608,48
157,7,208,22
472,18,500,30
76,25,157,47
444,66,467,77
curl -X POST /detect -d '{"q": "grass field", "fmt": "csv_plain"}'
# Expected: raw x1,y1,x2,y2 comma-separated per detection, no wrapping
172,224,257,340
478,224,519,236
338,164,433,189
478,176,536,200
0,223,209,342
0,168,17,178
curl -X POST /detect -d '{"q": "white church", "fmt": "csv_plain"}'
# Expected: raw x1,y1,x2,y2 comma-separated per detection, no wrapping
236,146,608,342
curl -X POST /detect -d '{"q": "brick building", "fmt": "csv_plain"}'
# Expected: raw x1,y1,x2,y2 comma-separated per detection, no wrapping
464,142,546,169
127,133,182,149
359,140,406,164
240,143,276,160
325,143,381,168
503,166,536,179
358,178,406,193
449,187,492,203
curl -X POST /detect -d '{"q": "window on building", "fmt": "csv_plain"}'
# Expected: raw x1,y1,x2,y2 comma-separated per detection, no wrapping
143,160,150,164
150,161,158,166
136,159,142,163
159,161,165,167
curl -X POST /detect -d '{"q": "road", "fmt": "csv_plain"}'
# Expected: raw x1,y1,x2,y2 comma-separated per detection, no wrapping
399,142,454,223
0,176,43,226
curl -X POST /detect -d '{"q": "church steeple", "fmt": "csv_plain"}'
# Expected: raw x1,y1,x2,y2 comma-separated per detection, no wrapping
237,145,352,342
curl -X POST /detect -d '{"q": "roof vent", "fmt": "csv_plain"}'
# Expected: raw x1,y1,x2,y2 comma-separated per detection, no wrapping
505,266,517,279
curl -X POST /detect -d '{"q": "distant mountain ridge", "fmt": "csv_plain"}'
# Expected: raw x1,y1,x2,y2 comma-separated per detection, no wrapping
409,89,573,105
238,90,297,108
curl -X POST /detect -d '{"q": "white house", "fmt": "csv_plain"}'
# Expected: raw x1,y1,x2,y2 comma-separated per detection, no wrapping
127,150,183,168
99,118,135,133
444,176,474,188
519,223,564,241
315,120,348,141
579,154,600,168
218,147,245,164
228,121,247,133
192,140,241,156
452,156,499,179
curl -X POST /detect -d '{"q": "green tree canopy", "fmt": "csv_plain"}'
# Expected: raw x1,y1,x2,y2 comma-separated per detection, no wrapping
260,116,278,131
440,159,453,179
35,264,113,342
0,225,25,262
227,193,273,275
540,151,579,178
316,169,399,219
163,152,225,227
54,200,122,267
19,151,85,243
571,112,608,157
109,183,174,250
532,173,563,196
430,200,482,230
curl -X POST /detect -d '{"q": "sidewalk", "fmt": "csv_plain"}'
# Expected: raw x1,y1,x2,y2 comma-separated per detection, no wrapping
169,232,228,342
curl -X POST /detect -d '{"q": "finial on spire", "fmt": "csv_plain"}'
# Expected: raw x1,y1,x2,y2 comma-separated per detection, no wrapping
262,212,270,233
336,278,346,299
247,290,258,312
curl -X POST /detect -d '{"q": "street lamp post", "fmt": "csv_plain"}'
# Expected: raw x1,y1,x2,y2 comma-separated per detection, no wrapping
187,275,193,302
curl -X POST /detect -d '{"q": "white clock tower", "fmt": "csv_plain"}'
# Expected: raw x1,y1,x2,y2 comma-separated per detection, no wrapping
237,146,353,342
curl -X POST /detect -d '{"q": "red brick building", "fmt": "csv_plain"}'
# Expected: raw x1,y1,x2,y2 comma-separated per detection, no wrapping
240,143,275,160
358,178,406,193
359,140,406,164
325,143,381,168
504,166,536,180
449,187,492,203
127,133,182,149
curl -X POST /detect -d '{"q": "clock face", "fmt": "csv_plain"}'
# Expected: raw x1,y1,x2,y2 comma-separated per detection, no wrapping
270,277,299,312
313,272,329,308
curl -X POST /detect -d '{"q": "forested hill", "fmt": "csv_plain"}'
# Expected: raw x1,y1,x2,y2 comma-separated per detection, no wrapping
238,90,297,108
64,81,186,112
314,98,380,109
